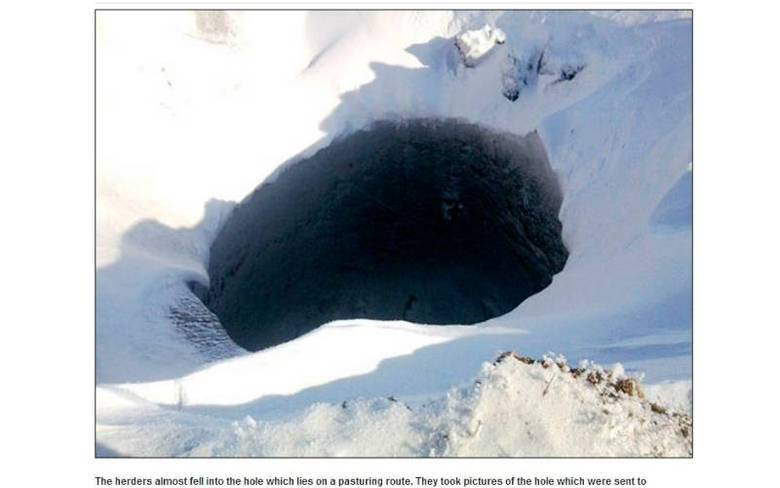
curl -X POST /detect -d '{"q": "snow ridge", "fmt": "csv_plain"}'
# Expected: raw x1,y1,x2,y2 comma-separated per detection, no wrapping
97,353,691,457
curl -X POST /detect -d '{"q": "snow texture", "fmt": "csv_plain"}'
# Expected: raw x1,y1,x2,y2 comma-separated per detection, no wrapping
97,354,691,457
96,10,692,457
455,25,506,67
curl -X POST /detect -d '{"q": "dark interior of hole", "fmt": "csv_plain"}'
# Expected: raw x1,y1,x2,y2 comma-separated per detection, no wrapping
203,119,568,352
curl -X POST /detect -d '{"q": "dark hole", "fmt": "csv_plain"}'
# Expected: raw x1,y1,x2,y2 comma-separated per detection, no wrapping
204,119,568,351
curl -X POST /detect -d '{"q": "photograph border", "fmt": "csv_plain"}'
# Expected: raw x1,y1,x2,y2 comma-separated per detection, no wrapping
94,6,694,459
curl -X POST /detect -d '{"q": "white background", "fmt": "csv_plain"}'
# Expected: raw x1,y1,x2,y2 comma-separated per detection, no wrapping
2,0,777,485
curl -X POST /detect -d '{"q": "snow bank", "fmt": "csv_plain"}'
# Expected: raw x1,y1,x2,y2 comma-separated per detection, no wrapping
97,353,691,457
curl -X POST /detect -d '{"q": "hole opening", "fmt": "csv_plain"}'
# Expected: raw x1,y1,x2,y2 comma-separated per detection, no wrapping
204,118,568,351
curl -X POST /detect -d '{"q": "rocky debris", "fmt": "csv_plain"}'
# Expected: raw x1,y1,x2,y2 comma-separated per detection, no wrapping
496,352,651,401
417,352,693,456
651,402,668,415
491,351,692,452
615,377,643,398
495,351,535,365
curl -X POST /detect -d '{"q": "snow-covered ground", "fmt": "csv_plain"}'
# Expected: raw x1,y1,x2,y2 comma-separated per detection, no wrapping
96,10,692,457
97,354,691,457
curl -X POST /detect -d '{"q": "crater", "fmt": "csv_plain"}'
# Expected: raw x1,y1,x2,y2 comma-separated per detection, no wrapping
204,119,568,351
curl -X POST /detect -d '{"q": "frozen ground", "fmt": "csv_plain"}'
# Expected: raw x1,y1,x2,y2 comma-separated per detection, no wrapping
96,10,692,456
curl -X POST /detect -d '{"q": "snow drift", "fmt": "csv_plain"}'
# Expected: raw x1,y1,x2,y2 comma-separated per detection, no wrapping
96,10,692,457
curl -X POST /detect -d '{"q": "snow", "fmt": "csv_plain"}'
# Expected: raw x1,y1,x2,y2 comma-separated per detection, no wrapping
455,25,506,67
96,11,692,456
97,355,691,457
112,321,524,410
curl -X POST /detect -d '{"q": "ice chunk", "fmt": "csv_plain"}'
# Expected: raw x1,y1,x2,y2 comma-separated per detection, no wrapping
455,25,506,67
